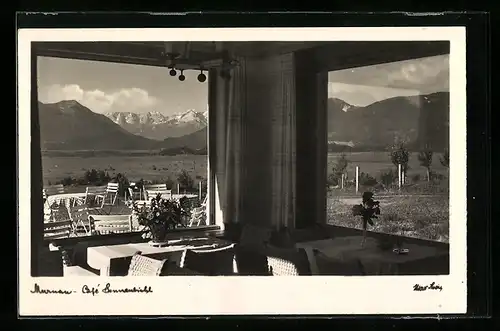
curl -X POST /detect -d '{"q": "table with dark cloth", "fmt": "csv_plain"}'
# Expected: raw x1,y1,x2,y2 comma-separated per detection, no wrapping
298,236,449,275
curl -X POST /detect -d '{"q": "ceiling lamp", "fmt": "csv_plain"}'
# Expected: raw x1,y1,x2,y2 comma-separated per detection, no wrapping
178,70,186,81
169,67,177,76
197,70,206,83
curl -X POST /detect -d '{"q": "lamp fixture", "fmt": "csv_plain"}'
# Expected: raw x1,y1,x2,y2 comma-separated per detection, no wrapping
178,70,185,81
169,68,177,76
197,70,206,83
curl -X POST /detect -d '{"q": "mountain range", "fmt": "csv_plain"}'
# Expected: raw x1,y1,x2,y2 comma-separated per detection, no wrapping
38,91,449,153
104,109,208,140
327,92,449,152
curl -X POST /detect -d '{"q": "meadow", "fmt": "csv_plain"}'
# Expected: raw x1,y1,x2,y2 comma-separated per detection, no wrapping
42,151,449,243
42,153,208,186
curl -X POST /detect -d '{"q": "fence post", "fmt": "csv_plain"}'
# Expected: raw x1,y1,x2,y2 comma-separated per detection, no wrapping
341,173,344,190
355,166,359,194
398,164,402,189
177,183,180,195
199,181,202,201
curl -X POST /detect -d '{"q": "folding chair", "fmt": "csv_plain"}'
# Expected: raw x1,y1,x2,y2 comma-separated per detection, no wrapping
89,214,133,235
82,185,107,206
101,182,119,208
188,195,208,227
65,204,93,236
44,219,72,240
43,184,65,220
143,184,172,200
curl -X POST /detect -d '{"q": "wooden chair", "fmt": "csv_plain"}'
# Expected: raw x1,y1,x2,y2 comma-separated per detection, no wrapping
187,195,208,227
144,184,172,200
66,204,93,236
44,220,72,240
89,214,133,235
101,182,119,207
42,184,65,201
83,185,107,206
180,244,238,275
127,252,167,276
43,184,66,221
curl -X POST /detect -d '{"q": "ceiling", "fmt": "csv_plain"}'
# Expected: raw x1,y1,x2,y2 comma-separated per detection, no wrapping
33,41,449,72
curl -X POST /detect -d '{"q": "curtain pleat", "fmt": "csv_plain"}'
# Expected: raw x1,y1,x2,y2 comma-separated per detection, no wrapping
214,53,296,231
270,53,296,230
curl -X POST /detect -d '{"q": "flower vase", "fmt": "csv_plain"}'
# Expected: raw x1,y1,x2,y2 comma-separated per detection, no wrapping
148,224,169,247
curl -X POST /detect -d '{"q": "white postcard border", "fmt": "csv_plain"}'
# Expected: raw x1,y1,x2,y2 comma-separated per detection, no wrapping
18,27,467,316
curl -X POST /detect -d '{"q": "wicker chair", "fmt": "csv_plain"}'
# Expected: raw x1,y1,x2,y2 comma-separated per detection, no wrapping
180,244,237,275
127,252,168,276
265,246,312,276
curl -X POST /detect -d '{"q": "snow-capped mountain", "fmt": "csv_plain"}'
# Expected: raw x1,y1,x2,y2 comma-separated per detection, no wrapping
105,109,208,140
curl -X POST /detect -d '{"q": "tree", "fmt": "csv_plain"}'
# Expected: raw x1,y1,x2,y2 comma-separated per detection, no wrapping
440,149,449,168
390,141,410,180
331,153,349,187
177,169,194,192
417,146,434,181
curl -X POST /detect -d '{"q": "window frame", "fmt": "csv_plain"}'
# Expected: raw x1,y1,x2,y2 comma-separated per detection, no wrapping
34,53,218,246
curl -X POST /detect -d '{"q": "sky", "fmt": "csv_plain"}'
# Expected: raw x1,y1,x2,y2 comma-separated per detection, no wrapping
37,56,209,116
37,53,449,114
328,54,449,106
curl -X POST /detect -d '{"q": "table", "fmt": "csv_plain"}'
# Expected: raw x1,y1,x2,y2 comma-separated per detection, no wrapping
44,193,87,222
87,237,224,276
297,236,447,275
46,193,86,208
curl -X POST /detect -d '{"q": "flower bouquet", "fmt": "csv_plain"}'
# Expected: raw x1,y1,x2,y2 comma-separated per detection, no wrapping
131,193,189,246
352,191,381,247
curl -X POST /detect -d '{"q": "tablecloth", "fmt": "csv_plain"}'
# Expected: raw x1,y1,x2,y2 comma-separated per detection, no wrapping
299,236,447,275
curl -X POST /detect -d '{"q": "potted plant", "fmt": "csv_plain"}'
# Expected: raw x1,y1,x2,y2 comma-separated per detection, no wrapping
351,191,381,247
131,193,189,246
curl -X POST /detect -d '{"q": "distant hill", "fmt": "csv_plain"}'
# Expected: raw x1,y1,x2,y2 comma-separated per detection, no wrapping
161,127,207,151
38,100,161,150
39,91,449,154
327,92,449,152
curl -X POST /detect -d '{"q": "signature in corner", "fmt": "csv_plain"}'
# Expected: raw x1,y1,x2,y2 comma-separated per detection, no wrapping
413,282,443,292
30,283,75,295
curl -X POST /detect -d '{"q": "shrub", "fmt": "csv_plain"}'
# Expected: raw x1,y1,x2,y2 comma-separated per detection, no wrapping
329,153,350,187
417,147,434,181
412,174,421,183
380,169,397,188
359,172,377,187
111,172,130,197
177,169,194,191
83,169,111,186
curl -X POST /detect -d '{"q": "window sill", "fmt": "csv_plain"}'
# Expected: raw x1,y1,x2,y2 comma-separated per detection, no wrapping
45,225,222,247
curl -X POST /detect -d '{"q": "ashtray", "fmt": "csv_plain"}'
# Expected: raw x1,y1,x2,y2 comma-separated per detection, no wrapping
392,248,409,255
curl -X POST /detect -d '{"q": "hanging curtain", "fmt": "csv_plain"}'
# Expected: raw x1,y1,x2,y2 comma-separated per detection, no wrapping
269,53,296,231
212,56,246,228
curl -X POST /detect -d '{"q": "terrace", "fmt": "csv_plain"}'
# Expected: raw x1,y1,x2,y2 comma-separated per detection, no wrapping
32,40,450,277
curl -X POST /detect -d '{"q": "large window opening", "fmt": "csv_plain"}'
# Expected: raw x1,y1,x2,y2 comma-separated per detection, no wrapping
37,56,214,241
326,55,450,243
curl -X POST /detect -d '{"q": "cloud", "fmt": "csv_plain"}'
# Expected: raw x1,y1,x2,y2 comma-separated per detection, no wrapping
329,54,449,94
39,84,159,113
329,82,421,107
